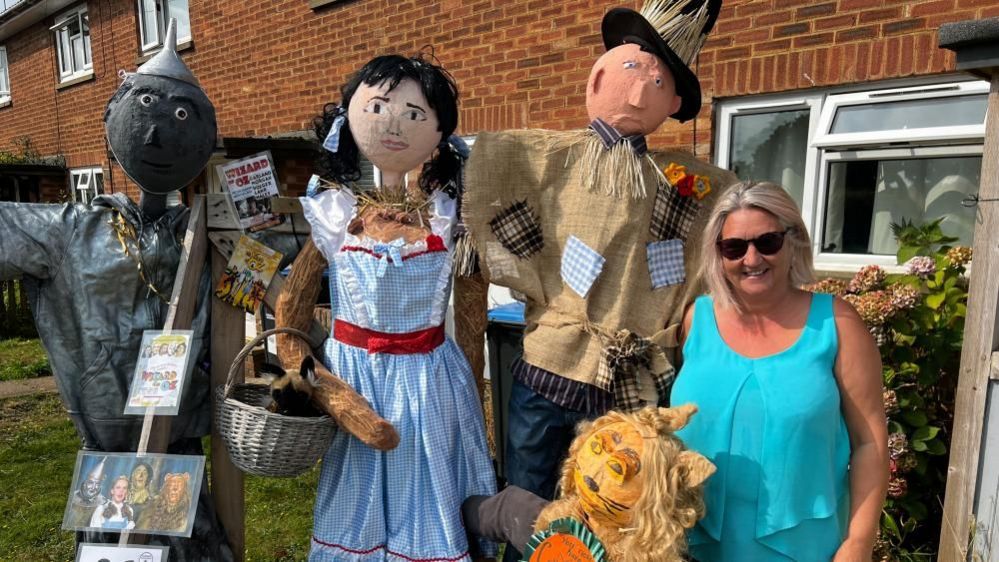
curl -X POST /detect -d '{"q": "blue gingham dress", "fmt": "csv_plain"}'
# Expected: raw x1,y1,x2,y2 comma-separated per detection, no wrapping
301,188,496,562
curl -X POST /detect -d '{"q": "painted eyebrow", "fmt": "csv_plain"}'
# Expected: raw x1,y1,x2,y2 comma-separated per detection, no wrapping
405,102,427,112
370,96,390,102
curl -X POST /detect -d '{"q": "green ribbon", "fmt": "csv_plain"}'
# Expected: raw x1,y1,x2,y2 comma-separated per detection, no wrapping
521,517,607,562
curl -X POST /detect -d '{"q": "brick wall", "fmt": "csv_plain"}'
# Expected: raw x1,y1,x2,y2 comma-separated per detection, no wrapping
1,0,997,199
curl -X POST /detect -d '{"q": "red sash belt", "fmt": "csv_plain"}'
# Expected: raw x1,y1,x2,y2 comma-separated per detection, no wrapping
334,320,445,355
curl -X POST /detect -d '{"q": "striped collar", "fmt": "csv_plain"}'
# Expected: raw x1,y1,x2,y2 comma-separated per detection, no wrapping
589,118,648,157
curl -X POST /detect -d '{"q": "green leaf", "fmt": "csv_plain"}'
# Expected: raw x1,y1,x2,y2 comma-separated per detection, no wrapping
903,410,928,427
897,245,920,265
924,438,947,455
926,291,946,310
881,510,901,538
912,426,940,442
888,420,905,434
911,439,928,452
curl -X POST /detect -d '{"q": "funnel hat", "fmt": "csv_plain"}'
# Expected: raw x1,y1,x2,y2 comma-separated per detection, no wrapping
601,0,722,122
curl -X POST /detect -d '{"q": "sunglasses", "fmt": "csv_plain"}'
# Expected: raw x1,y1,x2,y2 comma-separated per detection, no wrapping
716,229,791,260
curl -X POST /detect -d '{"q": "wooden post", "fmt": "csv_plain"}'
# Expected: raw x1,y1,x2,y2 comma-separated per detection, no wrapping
211,247,246,562
938,74,999,561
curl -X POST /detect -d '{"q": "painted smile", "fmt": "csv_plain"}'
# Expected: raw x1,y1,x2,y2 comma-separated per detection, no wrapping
141,159,173,169
380,138,409,151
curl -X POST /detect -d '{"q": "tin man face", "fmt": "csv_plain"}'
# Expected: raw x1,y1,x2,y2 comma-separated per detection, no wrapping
104,74,217,194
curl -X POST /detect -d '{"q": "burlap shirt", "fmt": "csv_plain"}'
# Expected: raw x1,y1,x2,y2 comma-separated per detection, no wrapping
464,129,738,391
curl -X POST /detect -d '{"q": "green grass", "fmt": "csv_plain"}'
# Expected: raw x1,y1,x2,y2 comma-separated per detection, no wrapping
1,393,319,561
0,338,51,381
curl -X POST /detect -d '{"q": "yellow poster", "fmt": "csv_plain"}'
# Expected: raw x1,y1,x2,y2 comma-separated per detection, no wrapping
215,235,283,313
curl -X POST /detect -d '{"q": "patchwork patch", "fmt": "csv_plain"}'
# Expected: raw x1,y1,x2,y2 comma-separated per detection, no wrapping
647,239,686,289
649,179,702,241
488,200,544,259
561,235,605,298
484,241,520,280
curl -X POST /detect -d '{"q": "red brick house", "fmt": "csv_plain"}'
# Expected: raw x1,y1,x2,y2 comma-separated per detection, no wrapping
0,0,993,273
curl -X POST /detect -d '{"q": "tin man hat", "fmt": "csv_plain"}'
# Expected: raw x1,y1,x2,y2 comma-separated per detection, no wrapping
601,0,722,122
136,18,200,87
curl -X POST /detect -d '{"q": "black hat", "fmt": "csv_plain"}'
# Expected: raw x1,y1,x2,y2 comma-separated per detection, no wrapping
601,0,722,123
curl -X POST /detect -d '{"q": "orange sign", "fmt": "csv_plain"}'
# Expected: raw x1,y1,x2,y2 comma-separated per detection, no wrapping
528,534,597,562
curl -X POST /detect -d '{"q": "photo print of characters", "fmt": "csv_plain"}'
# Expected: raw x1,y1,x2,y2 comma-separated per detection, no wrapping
214,234,283,313
76,543,169,562
63,452,204,537
124,330,194,415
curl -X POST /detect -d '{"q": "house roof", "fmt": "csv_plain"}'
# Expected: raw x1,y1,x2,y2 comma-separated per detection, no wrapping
939,17,999,78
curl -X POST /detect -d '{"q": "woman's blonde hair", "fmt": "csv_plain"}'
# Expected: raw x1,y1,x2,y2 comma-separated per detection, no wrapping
698,181,815,311
555,405,714,562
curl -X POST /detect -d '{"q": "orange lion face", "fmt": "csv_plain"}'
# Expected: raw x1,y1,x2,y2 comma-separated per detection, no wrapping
573,420,645,527
162,473,190,506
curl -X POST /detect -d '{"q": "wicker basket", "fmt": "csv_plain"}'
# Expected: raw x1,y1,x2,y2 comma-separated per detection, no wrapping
215,327,337,477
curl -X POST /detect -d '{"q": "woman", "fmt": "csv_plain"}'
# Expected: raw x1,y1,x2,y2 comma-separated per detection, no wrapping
89,475,136,530
277,53,495,561
671,181,888,561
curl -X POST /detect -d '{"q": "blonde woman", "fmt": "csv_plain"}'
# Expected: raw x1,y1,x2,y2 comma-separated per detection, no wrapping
671,181,888,561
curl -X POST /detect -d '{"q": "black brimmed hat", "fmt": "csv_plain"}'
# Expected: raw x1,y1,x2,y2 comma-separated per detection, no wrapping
601,0,722,123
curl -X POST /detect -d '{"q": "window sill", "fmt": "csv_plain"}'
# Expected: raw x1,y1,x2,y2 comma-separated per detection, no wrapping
0,98,10,109
136,39,194,65
55,72,95,91
308,0,350,8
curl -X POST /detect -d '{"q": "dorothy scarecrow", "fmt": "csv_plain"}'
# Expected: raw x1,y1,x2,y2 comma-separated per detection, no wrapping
462,0,735,537
274,53,496,561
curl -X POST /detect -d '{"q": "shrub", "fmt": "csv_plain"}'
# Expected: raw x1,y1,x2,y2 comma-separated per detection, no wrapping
805,218,967,561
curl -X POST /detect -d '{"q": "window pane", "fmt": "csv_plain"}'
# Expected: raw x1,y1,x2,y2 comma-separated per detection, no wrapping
831,95,987,134
167,0,191,41
822,156,980,255
71,35,85,72
93,172,104,195
139,0,160,47
59,30,71,74
729,109,810,208
0,49,8,96
82,13,91,66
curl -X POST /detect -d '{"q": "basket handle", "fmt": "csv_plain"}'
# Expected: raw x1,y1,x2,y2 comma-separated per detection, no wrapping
223,327,320,398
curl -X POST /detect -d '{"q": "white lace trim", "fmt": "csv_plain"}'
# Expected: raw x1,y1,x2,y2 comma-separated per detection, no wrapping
300,189,357,263
429,190,457,250
428,252,453,327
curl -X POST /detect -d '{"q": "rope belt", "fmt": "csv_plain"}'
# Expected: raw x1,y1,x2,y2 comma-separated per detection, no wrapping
334,320,446,355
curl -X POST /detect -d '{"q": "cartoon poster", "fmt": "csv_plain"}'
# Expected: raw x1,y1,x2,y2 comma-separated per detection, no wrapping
217,150,284,231
76,543,169,562
214,235,283,313
63,452,204,538
124,331,193,416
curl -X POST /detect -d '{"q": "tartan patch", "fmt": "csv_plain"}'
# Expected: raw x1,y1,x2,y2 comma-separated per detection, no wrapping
647,239,686,288
560,235,605,298
488,200,544,259
649,179,702,241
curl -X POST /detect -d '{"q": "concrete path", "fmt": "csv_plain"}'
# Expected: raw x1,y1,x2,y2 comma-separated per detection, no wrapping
0,375,57,399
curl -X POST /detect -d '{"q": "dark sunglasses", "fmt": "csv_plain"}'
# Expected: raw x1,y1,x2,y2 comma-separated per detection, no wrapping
716,229,792,260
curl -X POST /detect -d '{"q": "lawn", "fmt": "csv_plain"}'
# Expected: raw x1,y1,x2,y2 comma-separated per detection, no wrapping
0,338,51,381
0,392,318,561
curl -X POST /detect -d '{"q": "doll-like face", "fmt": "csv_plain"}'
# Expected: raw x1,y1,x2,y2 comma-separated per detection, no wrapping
111,477,129,503
347,78,442,185
586,43,682,136
131,465,149,489
573,420,645,527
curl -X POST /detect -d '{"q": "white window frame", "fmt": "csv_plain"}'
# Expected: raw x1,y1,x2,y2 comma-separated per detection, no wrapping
715,78,988,273
71,167,103,204
51,5,92,82
0,46,10,103
137,0,191,54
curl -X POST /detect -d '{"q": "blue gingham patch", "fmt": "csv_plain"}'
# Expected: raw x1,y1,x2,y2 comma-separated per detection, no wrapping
561,235,605,298
648,239,686,289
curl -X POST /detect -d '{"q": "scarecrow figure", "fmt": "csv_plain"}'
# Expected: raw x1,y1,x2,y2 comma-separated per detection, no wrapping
461,2,734,558
273,53,496,561
0,20,294,560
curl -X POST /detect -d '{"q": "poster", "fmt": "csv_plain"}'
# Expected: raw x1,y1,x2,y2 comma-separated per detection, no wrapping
124,331,193,415
217,150,284,231
63,452,205,538
76,543,169,562
214,235,283,313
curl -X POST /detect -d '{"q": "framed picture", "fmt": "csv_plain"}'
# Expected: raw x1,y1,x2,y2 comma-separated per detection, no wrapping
62,452,204,537
76,543,169,562
217,150,284,232
214,235,283,313
124,330,194,415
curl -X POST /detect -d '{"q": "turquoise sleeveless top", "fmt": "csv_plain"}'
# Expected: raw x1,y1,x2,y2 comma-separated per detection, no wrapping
671,294,850,561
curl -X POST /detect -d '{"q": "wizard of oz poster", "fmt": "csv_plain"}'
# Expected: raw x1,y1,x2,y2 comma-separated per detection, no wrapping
215,235,283,313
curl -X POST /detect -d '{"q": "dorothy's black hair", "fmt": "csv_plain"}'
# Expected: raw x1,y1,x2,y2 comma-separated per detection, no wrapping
313,53,464,199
